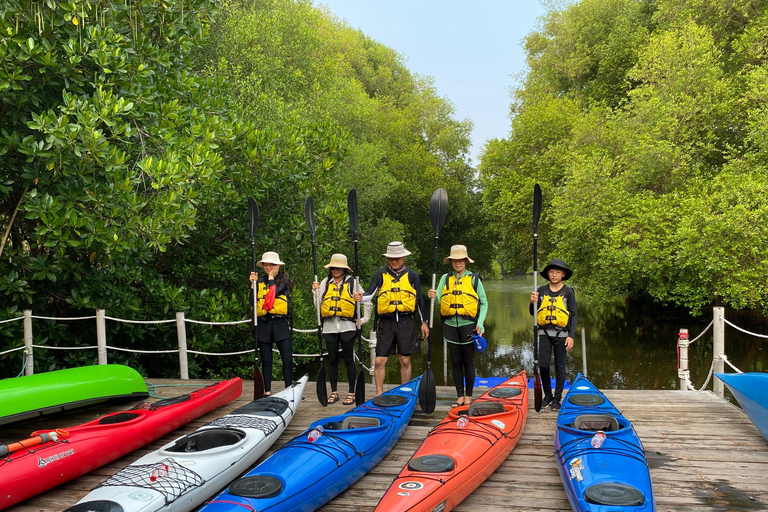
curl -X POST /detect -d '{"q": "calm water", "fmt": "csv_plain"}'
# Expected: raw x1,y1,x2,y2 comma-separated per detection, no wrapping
302,275,768,392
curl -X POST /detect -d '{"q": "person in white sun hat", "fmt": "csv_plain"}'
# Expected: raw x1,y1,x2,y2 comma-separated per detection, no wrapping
312,253,372,406
249,251,293,396
428,245,488,408
356,242,429,396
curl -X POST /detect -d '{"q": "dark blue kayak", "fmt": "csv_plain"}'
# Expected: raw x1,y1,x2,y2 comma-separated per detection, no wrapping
715,372,768,442
554,374,655,512
199,377,421,512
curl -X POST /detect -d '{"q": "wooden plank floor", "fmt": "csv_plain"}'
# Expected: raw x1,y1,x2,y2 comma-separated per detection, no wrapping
4,378,768,511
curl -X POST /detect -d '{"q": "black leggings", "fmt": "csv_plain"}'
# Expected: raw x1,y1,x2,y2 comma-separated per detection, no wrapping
259,338,293,392
324,330,357,394
448,342,476,398
539,334,567,399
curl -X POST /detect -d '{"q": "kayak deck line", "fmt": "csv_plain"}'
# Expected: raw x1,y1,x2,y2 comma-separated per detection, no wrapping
6,379,768,512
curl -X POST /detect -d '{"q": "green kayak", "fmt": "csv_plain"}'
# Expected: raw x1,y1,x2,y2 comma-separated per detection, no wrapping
0,364,149,426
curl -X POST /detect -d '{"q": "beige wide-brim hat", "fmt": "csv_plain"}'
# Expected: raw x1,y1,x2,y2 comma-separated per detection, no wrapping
382,241,411,258
323,253,352,271
443,244,474,264
257,251,285,268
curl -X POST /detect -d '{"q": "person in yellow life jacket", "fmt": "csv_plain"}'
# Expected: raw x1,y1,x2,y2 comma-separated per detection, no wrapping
529,258,577,411
312,254,372,406
428,245,488,408
356,242,429,396
249,251,294,396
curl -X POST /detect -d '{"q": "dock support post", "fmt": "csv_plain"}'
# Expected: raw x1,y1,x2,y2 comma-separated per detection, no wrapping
581,327,587,377
368,331,377,384
96,309,107,365
677,328,690,390
176,312,189,380
713,306,725,398
23,309,33,375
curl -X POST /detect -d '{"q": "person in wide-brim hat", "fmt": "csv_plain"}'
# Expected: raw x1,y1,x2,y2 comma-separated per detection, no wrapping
382,241,411,259
323,253,352,272
443,244,474,264
257,251,285,268
540,258,572,281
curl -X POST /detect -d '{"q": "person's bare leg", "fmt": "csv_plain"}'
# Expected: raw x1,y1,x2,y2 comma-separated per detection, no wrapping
374,356,388,396
399,354,411,384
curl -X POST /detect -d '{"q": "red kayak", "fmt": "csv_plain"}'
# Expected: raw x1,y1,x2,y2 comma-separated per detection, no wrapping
375,371,528,512
0,377,242,510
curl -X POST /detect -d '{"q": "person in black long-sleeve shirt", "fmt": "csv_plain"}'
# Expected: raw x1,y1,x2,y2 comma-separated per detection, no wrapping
529,258,577,411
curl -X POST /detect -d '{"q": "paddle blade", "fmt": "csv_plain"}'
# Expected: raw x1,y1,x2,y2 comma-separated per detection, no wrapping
347,189,359,235
533,183,542,233
419,366,436,413
355,366,366,405
304,196,316,239
429,188,448,235
248,197,259,243
316,364,327,407
533,366,542,412
253,367,265,401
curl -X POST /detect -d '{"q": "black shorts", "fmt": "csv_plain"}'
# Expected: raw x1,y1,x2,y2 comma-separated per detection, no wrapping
376,317,418,357
444,323,476,345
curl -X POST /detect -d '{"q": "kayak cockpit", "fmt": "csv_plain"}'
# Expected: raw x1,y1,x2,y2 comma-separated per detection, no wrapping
570,414,622,432
166,428,246,453
323,416,381,430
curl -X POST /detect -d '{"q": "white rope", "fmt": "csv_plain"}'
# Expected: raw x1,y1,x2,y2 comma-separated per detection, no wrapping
721,353,743,373
104,316,176,325
32,344,96,350
185,319,251,326
0,346,25,356
723,319,768,339
106,345,178,354
189,348,255,356
686,320,714,344
31,315,96,321
0,316,23,324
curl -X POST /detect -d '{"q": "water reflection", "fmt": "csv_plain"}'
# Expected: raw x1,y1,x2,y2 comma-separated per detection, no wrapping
353,275,767,392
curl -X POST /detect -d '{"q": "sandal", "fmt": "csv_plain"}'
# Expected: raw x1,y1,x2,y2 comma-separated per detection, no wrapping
328,392,339,404
451,401,461,409
343,393,355,406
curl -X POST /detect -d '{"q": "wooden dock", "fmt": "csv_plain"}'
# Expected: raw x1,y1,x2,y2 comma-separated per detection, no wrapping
4,378,768,511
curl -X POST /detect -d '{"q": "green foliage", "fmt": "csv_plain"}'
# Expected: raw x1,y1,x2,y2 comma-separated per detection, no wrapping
480,0,768,313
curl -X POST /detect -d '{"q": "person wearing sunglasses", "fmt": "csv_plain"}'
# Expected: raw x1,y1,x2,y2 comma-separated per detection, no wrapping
428,245,488,408
312,254,372,405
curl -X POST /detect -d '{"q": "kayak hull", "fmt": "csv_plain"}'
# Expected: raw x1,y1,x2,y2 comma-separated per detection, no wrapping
0,364,149,426
715,372,768,442
0,378,242,510
555,374,655,512
374,371,528,512
64,376,308,512
200,377,421,512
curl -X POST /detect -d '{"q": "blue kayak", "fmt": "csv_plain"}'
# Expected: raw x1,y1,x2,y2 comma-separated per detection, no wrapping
715,372,768,442
554,374,655,512
200,377,421,512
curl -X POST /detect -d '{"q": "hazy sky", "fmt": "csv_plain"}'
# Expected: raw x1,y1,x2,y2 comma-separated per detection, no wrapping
315,1,549,166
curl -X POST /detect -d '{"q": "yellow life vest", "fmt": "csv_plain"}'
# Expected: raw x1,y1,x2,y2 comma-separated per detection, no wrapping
256,281,289,317
536,294,569,329
440,273,479,320
320,278,356,321
377,271,417,316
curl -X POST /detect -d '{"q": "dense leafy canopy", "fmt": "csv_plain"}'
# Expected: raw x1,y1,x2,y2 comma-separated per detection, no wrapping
480,0,768,313
0,0,484,378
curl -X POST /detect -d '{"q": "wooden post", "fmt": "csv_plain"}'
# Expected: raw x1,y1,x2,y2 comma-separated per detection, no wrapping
23,309,33,375
176,312,189,380
96,309,107,365
581,327,587,377
368,331,377,384
713,306,725,398
677,328,689,391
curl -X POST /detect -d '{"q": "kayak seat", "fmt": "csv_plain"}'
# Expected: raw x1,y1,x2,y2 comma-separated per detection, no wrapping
167,428,246,452
573,414,619,432
99,412,140,425
341,416,380,429
468,401,505,417
323,421,344,430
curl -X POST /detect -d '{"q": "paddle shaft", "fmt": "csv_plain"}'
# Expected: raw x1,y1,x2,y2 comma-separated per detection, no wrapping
248,197,264,400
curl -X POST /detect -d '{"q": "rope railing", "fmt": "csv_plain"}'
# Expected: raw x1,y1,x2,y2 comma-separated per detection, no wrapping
1,309,375,380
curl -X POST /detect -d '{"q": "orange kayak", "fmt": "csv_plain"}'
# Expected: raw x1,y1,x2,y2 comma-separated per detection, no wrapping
375,371,529,512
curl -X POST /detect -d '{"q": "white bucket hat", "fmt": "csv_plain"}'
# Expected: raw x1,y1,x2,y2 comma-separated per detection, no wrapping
443,244,474,264
257,251,285,268
323,253,352,271
382,241,411,259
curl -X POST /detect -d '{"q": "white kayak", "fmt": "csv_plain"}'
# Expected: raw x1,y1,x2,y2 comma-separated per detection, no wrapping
64,375,309,512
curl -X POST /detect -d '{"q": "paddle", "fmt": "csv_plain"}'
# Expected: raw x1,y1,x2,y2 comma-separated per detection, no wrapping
347,189,367,406
419,188,447,413
304,196,328,407
248,197,265,401
532,184,543,412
